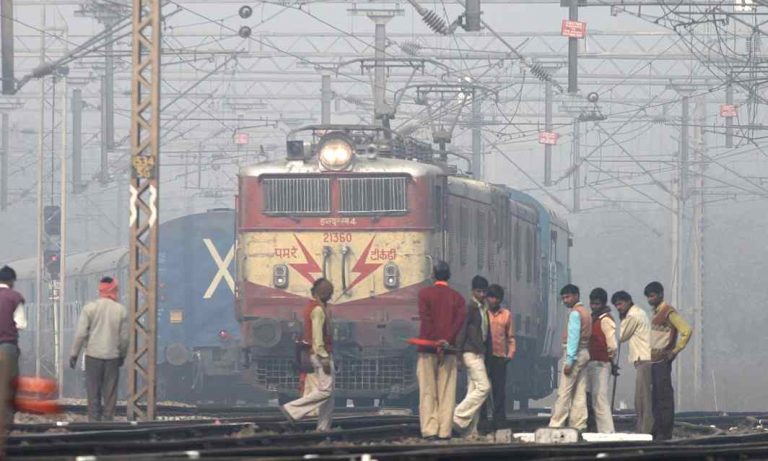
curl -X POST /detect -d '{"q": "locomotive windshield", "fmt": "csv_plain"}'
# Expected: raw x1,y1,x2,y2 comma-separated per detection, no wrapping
261,174,410,216
262,177,331,215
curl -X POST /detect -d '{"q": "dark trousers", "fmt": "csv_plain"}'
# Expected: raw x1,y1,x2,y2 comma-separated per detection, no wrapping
480,356,508,427
85,356,120,422
0,344,18,428
651,360,674,440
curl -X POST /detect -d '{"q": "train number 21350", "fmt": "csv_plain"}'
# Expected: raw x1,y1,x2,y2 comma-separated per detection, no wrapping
323,232,353,243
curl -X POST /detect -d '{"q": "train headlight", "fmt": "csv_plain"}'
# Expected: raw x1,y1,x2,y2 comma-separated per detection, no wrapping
318,133,354,170
165,342,189,366
273,264,289,289
383,262,399,289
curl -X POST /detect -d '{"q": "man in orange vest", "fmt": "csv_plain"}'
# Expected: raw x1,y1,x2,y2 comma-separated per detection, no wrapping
281,278,335,431
549,284,592,430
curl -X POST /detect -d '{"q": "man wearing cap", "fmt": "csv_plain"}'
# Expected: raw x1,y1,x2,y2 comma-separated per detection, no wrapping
0,266,27,426
416,261,466,440
281,278,336,431
70,276,129,422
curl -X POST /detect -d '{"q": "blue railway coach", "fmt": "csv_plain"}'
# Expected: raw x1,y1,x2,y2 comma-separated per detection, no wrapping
7,209,245,403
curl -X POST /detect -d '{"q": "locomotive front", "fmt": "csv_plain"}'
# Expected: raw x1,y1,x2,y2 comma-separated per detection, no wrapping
237,126,445,403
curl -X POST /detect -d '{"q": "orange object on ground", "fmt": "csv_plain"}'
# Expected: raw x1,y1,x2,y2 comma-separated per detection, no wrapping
14,398,61,415
14,377,58,395
12,376,61,415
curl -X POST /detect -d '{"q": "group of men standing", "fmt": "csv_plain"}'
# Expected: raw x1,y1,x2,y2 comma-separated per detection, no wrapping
0,265,128,425
549,282,692,440
415,261,516,440
280,260,693,442
0,257,692,443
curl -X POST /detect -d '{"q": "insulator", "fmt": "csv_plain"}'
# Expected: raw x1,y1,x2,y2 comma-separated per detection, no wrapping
400,41,422,56
420,9,449,35
528,63,556,84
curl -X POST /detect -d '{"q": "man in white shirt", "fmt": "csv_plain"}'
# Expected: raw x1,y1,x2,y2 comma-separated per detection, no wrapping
611,290,653,434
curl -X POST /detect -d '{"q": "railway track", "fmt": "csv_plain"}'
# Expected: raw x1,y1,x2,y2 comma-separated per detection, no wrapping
5,411,767,459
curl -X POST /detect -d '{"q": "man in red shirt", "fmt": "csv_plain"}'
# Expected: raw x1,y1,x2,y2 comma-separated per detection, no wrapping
416,261,466,440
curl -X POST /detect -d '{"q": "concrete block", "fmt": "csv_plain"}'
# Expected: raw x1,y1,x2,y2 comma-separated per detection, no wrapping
494,429,513,443
581,433,653,442
513,432,536,443
534,427,580,444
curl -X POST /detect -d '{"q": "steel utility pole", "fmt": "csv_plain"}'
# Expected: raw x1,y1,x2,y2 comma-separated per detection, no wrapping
350,7,402,128
567,0,578,94
692,96,706,408
35,8,46,379
127,0,161,421
674,93,689,409
57,71,68,396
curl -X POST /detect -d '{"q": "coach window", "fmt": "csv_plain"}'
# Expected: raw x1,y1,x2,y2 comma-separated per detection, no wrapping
459,205,468,265
477,210,485,270
433,182,444,227
514,222,521,281
526,227,533,284
487,212,495,272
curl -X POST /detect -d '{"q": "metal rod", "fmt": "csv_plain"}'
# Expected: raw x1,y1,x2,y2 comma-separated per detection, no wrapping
471,93,482,180
105,21,114,151
725,76,733,148
71,88,82,193
572,118,580,212
681,96,689,201
321,73,331,124
374,21,387,124
544,79,552,186
1,113,7,210
100,74,109,183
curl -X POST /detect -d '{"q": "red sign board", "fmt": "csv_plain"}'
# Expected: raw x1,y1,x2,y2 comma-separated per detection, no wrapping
539,131,559,145
561,20,587,38
234,132,249,145
720,104,738,118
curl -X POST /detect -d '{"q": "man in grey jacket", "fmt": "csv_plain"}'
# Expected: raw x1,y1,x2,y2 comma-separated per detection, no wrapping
69,276,128,422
